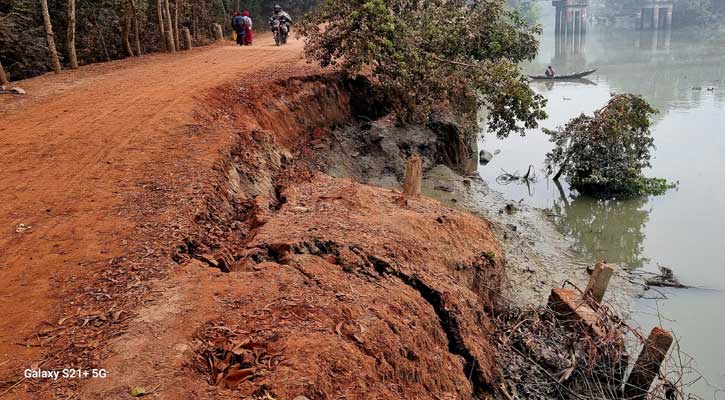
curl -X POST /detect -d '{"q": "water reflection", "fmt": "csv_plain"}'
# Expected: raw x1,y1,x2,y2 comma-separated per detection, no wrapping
552,191,652,269
637,28,671,50
553,24,588,67
533,22,725,116
478,5,725,395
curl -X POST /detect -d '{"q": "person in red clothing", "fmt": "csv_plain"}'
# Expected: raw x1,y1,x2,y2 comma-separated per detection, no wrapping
242,11,253,45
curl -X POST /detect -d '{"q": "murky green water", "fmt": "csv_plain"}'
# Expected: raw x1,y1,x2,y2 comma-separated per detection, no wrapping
478,7,725,396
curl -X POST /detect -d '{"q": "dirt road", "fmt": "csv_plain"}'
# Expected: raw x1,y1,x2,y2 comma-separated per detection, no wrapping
0,34,310,397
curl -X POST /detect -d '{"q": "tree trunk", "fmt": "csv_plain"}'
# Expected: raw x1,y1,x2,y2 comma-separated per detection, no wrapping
130,0,142,56
66,0,78,69
93,13,112,61
121,3,135,57
156,0,167,51
0,61,9,85
182,27,192,50
213,23,224,41
233,0,240,12
553,153,571,181
165,30,176,53
173,0,181,51
164,0,176,51
193,11,198,39
40,0,62,74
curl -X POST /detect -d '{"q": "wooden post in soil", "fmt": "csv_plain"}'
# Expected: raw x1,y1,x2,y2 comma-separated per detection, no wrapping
584,262,614,305
624,327,674,400
0,61,9,85
213,23,224,41
403,155,422,198
182,28,192,51
40,0,62,74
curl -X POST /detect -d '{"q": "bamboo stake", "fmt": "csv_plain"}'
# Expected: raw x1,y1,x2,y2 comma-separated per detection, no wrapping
624,327,674,400
403,155,422,198
584,262,614,305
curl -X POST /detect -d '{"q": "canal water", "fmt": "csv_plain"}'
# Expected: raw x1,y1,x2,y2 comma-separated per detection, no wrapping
478,6,725,397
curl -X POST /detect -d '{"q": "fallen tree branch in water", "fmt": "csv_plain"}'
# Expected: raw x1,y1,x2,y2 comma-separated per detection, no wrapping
631,266,691,289
496,165,537,185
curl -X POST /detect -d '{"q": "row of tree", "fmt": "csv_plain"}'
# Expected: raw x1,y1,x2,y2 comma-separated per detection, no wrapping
0,1,317,81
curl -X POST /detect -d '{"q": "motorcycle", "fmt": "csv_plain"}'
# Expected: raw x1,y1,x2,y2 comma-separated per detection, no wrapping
270,17,289,46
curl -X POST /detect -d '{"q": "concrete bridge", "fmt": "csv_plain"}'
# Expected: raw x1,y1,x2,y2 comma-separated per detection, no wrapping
552,0,673,33
553,0,588,57
637,0,673,29
553,0,588,36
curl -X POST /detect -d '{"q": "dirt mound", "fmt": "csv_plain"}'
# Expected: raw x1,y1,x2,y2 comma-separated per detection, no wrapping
2,56,508,397
191,175,502,399
194,175,504,399
175,76,508,398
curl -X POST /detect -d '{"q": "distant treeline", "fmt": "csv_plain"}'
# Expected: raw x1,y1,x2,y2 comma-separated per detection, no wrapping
0,0,317,81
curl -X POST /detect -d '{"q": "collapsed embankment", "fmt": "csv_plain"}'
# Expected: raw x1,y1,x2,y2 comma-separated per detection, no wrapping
167,74,513,399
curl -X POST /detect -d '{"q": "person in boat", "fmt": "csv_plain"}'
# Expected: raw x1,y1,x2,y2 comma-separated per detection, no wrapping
241,10,253,45
545,65,556,78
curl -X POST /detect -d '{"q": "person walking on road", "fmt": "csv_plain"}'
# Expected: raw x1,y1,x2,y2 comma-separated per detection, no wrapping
242,11,253,45
231,11,245,46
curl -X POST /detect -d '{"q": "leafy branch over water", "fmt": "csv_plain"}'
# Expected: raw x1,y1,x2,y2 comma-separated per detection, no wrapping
298,0,547,137
544,94,676,199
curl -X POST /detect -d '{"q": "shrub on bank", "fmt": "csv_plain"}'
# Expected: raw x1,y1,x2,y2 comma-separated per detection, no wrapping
544,93,676,199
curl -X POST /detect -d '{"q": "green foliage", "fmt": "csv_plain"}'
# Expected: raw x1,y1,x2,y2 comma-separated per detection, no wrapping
0,0,48,78
299,0,547,137
544,93,675,199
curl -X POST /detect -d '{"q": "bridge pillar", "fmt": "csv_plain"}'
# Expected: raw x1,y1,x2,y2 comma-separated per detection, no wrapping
555,8,562,34
639,1,674,29
664,6,673,28
553,0,588,58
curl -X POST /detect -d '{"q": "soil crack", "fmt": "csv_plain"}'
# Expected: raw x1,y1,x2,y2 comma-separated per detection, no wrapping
237,239,495,397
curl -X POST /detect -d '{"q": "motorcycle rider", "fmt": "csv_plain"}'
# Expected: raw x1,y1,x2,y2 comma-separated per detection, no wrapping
269,4,293,35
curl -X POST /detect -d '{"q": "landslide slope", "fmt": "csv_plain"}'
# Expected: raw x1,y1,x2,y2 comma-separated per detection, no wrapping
1,38,507,399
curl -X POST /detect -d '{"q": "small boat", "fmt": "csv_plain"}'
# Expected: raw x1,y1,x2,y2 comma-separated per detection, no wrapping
528,69,597,80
